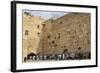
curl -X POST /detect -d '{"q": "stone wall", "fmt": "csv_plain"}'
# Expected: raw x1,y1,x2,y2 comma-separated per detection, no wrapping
22,12,91,61
41,13,91,54
22,12,46,62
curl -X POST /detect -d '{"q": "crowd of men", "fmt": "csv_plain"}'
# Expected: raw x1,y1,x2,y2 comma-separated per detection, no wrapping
24,52,91,62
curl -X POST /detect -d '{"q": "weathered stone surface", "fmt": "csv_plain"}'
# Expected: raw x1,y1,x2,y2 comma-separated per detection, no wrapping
22,12,91,62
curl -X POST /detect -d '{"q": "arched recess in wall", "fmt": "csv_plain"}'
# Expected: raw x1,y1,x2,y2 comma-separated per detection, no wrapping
25,30,29,36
